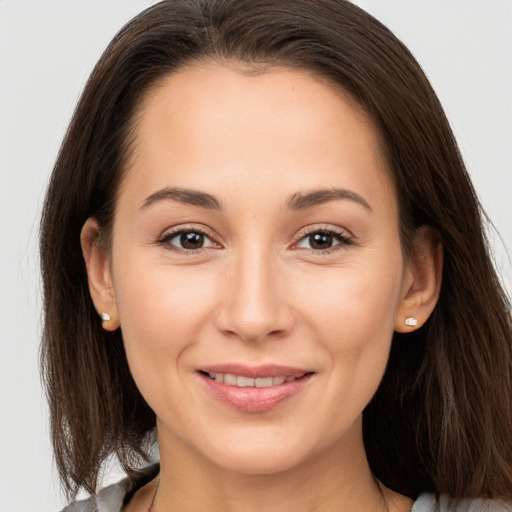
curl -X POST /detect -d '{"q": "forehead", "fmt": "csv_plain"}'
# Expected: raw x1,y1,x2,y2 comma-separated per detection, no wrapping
133,62,380,150
122,63,395,213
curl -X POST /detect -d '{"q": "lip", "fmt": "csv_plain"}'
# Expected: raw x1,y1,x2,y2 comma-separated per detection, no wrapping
197,364,315,413
200,364,311,379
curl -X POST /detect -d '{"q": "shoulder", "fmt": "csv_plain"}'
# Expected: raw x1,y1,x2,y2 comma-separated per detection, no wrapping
59,464,159,512
59,479,129,512
413,493,512,512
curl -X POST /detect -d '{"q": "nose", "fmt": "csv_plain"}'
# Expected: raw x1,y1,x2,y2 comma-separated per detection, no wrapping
215,246,295,343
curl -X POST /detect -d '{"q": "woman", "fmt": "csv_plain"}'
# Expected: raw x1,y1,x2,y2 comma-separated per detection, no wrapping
40,0,512,510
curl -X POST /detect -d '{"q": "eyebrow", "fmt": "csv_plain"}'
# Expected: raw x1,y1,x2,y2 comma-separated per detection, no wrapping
140,186,372,213
287,188,373,212
140,187,222,211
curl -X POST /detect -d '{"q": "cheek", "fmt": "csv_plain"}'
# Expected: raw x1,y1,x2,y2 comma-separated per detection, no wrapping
112,257,218,381
116,259,213,325
296,259,403,341
292,252,404,401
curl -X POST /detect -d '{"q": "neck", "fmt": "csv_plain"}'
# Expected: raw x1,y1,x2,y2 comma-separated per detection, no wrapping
152,420,397,512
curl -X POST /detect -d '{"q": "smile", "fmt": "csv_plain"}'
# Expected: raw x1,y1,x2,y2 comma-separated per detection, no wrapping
203,372,306,387
198,366,315,412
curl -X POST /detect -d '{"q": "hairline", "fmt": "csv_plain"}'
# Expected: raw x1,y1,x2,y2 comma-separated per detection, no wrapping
105,57,402,250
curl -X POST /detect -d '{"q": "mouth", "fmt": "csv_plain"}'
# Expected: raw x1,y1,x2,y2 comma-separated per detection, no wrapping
197,365,315,412
198,370,312,388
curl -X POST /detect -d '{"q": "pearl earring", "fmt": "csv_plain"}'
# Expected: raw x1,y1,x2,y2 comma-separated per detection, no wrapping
405,317,418,327
101,312,111,322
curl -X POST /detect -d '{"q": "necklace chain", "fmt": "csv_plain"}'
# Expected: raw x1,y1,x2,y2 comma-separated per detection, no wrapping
148,477,160,512
377,479,391,512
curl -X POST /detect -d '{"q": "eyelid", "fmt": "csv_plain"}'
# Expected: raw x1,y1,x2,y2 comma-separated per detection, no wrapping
155,223,353,254
156,224,221,252
292,225,354,252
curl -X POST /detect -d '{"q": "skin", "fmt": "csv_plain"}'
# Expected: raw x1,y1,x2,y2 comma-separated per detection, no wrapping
82,63,442,511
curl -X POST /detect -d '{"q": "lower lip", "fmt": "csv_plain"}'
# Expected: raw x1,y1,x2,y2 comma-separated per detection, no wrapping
198,373,313,412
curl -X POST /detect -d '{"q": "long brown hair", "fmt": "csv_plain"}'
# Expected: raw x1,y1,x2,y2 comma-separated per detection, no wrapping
40,0,512,500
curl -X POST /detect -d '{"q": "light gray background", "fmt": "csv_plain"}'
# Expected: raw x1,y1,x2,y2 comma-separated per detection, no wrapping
1,1,510,511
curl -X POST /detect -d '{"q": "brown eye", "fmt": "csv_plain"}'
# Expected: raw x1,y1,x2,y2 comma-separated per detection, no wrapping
296,229,351,251
180,231,205,249
159,229,217,251
308,232,334,250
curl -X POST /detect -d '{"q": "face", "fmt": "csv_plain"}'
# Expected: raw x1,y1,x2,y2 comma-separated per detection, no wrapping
92,64,416,474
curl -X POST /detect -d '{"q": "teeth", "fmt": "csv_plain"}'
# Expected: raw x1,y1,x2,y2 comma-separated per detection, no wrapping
205,372,302,387
255,377,273,387
224,373,237,385
237,376,255,387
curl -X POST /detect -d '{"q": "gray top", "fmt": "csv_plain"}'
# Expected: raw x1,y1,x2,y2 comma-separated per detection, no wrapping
61,472,512,512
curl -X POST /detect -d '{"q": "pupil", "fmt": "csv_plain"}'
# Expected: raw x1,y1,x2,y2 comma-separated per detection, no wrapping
180,232,204,249
310,233,333,250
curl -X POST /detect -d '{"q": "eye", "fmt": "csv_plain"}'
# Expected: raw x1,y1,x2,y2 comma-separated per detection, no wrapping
295,229,351,251
158,229,218,251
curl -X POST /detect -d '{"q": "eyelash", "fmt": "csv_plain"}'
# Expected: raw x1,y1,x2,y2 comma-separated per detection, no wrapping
294,227,353,254
156,226,353,255
156,226,219,254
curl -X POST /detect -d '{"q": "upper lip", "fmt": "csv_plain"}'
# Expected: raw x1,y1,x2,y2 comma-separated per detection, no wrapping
199,364,314,379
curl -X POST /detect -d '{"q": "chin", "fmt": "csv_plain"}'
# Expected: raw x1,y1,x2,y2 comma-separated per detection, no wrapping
192,423,335,476
208,444,311,476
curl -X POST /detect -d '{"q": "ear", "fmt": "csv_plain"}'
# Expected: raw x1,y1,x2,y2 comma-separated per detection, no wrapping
80,217,120,331
394,225,443,333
